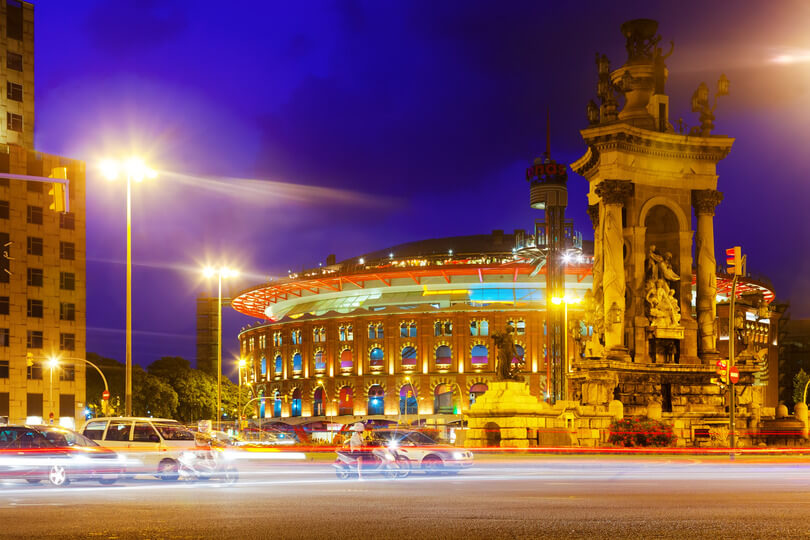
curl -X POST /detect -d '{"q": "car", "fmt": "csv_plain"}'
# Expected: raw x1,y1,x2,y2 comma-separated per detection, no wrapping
81,417,201,481
371,430,473,476
0,425,124,486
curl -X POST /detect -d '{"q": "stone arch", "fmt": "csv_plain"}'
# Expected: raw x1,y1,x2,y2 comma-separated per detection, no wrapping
483,421,501,447
637,196,689,232
363,379,386,395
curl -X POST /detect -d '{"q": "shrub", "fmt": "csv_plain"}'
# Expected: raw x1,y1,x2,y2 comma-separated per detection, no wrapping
608,417,676,447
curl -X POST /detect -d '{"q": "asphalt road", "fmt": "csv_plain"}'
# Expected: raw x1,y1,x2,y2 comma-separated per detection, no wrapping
1,454,810,539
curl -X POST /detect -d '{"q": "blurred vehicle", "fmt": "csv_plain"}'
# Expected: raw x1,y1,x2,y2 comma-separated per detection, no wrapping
176,447,238,484
81,417,204,481
372,430,473,476
0,425,123,486
231,428,298,447
333,439,400,480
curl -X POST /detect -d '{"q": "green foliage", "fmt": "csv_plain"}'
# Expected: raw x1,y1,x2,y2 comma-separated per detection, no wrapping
608,417,676,447
792,369,809,407
132,366,178,418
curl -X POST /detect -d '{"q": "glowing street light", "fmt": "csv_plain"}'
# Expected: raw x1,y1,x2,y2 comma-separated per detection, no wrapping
203,266,240,431
100,157,157,416
551,296,582,400
237,357,246,432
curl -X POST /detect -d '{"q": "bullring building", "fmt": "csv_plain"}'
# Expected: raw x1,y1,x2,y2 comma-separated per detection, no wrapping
232,229,775,424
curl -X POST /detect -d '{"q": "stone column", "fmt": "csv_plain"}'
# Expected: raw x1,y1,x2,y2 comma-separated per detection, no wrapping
595,180,633,354
587,204,602,302
691,189,723,359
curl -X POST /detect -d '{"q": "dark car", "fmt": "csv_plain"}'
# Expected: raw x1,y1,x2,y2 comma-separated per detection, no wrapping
0,425,124,486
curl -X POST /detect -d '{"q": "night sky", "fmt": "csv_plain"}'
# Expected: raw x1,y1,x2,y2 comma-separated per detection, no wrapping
31,0,810,376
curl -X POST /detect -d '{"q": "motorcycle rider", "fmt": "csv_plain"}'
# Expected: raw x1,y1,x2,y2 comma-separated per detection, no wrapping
349,422,365,480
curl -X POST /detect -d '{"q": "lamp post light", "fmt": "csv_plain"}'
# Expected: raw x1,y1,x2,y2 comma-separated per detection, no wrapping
47,356,59,424
100,158,157,417
237,358,246,433
551,296,582,401
203,266,239,431
49,355,111,417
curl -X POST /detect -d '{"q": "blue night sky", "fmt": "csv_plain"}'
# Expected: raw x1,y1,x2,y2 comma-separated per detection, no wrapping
31,0,810,376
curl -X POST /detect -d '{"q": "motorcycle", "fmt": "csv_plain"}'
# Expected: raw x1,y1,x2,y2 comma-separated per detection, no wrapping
333,441,400,480
178,447,238,484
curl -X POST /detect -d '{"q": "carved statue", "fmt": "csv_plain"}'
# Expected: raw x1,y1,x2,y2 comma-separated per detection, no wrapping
646,244,663,281
652,41,674,95
659,252,680,284
491,326,523,381
645,278,681,327
620,19,661,62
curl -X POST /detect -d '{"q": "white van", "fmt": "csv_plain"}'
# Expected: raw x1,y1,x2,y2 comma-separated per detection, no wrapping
81,417,200,480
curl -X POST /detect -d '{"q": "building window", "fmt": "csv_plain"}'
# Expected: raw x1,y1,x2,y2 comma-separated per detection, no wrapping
59,212,75,230
368,323,384,340
60,333,75,351
27,362,42,380
314,350,325,371
274,355,282,375
435,345,452,367
27,267,43,287
0,296,8,315
273,331,282,347
59,364,75,381
434,321,453,337
471,344,489,366
0,200,8,219
258,334,266,349
27,236,43,256
6,112,22,132
60,241,75,260
401,346,417,369
59,272,75,290
292,352,302,372
313,327,326,343
291,329,301,345
26,205,42,225
470,320,489,336
0,359,7,378
248,337,254,352
340,349,353,371
27,299,43,318
7,82,22,102
27,180,41,193
7,52,22,71
369,347,384,370
27,330,43,348
59,302,75,321
0,328,8,347
339,325,353,341
508,320,526,335
0,233,7,283
6,0,23,41
400,321,417,338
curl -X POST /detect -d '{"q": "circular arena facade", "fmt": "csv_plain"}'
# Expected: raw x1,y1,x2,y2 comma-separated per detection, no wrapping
232,230,774,424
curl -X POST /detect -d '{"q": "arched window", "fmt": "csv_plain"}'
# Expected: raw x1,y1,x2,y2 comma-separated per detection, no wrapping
291,388,302,417
513,345,525,366
434,383,455,414
260,356,267,377
469,383,488,406
292,353,302,372
258,388,266,419
435,345,452,367
471,345,488,366
399,385,417,415
313,387,324,416
338,387,353,416
274,355,282,375
273,391,282,417
401,346,417,368
314,350,325,371
368,385,384,415
369,347,384,369
340,349,353,371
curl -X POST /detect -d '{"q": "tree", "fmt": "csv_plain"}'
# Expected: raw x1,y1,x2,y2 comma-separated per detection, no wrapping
132,366,178,419
147,356,192,385
792,369,809,407
172,368,218,423
85,352,125,416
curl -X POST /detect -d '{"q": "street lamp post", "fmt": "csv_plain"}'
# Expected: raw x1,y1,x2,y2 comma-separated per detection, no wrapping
49,355,110,416
101,158,157,417
237,358,246,433
203,266,239,431
551,296,582,401
47,356,58,423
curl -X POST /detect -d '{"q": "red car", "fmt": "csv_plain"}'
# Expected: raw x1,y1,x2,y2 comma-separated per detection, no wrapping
0,425,123,486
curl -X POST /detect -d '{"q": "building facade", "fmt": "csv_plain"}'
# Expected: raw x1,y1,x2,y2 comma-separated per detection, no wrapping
0,1,86,427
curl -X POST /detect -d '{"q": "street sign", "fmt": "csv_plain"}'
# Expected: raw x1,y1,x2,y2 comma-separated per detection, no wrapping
102,390,110,401
729,366,740,384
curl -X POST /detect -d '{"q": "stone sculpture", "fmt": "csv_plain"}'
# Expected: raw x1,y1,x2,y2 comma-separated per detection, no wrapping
491,326,523,381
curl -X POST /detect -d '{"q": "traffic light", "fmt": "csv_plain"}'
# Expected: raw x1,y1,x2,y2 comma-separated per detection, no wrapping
48,167,67,212
712,359,729,386
726,246,742,275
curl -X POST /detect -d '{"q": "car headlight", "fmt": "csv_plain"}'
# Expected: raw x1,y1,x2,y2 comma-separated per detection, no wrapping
452,452,464,460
